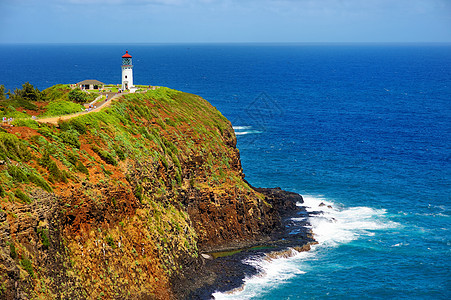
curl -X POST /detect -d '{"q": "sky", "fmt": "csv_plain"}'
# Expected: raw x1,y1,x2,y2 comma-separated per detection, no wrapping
0,0,450,43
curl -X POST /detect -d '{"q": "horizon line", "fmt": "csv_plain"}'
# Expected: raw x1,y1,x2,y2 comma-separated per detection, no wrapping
1,41,451,46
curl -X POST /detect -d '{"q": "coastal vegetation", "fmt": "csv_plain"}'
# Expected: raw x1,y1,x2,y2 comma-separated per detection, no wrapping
0,83,284,299
0,83,94,119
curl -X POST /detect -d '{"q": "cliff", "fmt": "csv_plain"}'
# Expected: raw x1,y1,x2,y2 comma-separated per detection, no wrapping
0,87,313,299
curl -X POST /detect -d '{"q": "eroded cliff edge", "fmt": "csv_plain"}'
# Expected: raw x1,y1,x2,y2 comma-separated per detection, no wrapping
0,87,314,299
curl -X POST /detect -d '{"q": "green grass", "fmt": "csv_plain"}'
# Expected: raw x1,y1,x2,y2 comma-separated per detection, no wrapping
11,118,40,129
0,132,31,162
39,152,67,183
14,189,32,203
0,98,38,111
42,84,71,101
92,146,117,166
59,129,80,149
39,100,85,117
0,106,29,119
37,228,50,249
20,258,34,278
9,242,17,259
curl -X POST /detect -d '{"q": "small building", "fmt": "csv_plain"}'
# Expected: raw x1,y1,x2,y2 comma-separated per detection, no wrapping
77,79,105,90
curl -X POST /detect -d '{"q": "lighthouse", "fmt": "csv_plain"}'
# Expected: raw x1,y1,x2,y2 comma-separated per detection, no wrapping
121,50,134,91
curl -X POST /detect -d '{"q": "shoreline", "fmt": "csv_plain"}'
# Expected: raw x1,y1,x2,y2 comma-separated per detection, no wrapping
172,187,317,299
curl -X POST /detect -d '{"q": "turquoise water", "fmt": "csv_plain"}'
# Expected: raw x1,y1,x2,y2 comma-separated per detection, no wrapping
1,44,450,299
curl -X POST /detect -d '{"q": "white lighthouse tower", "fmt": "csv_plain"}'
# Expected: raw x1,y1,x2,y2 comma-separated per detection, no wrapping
121,50,134,91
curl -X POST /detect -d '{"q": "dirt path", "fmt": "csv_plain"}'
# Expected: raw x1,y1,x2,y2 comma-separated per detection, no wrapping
36,93,124,125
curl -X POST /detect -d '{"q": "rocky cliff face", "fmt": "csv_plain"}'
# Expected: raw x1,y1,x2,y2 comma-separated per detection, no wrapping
0,88,286,299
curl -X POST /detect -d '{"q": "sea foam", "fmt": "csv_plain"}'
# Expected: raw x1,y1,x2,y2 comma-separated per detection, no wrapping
212,249,313,300
213,195,399,299
233,125,262,136
301,195,399,247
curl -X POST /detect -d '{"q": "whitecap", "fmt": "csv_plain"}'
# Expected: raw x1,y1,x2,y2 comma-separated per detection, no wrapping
232,126,252,130
233,125,263,135
212,249,312,300
235,130,262,136
301,195,399,247
213,195,399,299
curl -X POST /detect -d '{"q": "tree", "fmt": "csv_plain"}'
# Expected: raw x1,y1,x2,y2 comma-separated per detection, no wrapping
0,85,5,101
68,88,88,103
21,82,41,101
10,82,43,102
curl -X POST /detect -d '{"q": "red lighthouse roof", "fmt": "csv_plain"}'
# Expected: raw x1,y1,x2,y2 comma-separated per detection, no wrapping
122,50,132,58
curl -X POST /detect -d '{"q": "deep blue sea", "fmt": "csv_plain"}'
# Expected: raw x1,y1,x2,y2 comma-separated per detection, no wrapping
1,44,450,299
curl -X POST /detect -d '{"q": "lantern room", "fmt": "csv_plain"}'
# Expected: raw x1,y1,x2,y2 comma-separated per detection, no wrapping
121,50,134,91
122,50,132,66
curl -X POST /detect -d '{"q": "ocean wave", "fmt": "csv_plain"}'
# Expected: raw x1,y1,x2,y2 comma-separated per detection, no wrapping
232,126,252,130
302,195,399,247
212,249,313,300
233,125,262,136
235,131,262,136
213,195,399,299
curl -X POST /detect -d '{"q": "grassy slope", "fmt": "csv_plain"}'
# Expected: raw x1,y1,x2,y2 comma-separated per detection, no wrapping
0,84,93,120
0,87,268,299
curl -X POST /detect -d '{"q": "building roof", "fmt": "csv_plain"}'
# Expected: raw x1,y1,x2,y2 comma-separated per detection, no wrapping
122,50,132,58
77,79,105,85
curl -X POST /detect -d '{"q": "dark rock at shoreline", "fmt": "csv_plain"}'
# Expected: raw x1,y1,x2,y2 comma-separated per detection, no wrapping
172,187,317,300
253,186,303,216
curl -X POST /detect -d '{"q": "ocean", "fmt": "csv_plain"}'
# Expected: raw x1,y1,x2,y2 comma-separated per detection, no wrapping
1,43,450,299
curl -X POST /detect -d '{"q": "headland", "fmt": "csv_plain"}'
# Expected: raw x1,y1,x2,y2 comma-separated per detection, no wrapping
0,83,315,299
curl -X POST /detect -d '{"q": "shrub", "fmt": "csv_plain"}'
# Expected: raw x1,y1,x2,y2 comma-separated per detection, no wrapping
15,189,32,204
28,173,52,192
37,127,57,140
37,228,50,249
58,120,71,131
175,171,182,185
11,119,40,129
59,129,80,149
40,152,66,183
68,88,88,104
12,98,39,111
20,82,42,102
92,146,117,166
20,258,34,277
9,242,17,259
164,118,177,127
0,185,4,197
48,161,60,180
39,151,52,168
0,84,5,101
114,145,126,161
101,164,112,176
0,132,31,162
43,84,71,101
59,118,88,135
75,161,89,175
160,155,168,169
7,165,28,183
105,236,115,248
66,151,78,165
68,118,87,134
0,104,29,119
40,100,84,117
134,185,143,202
9,82,43,102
